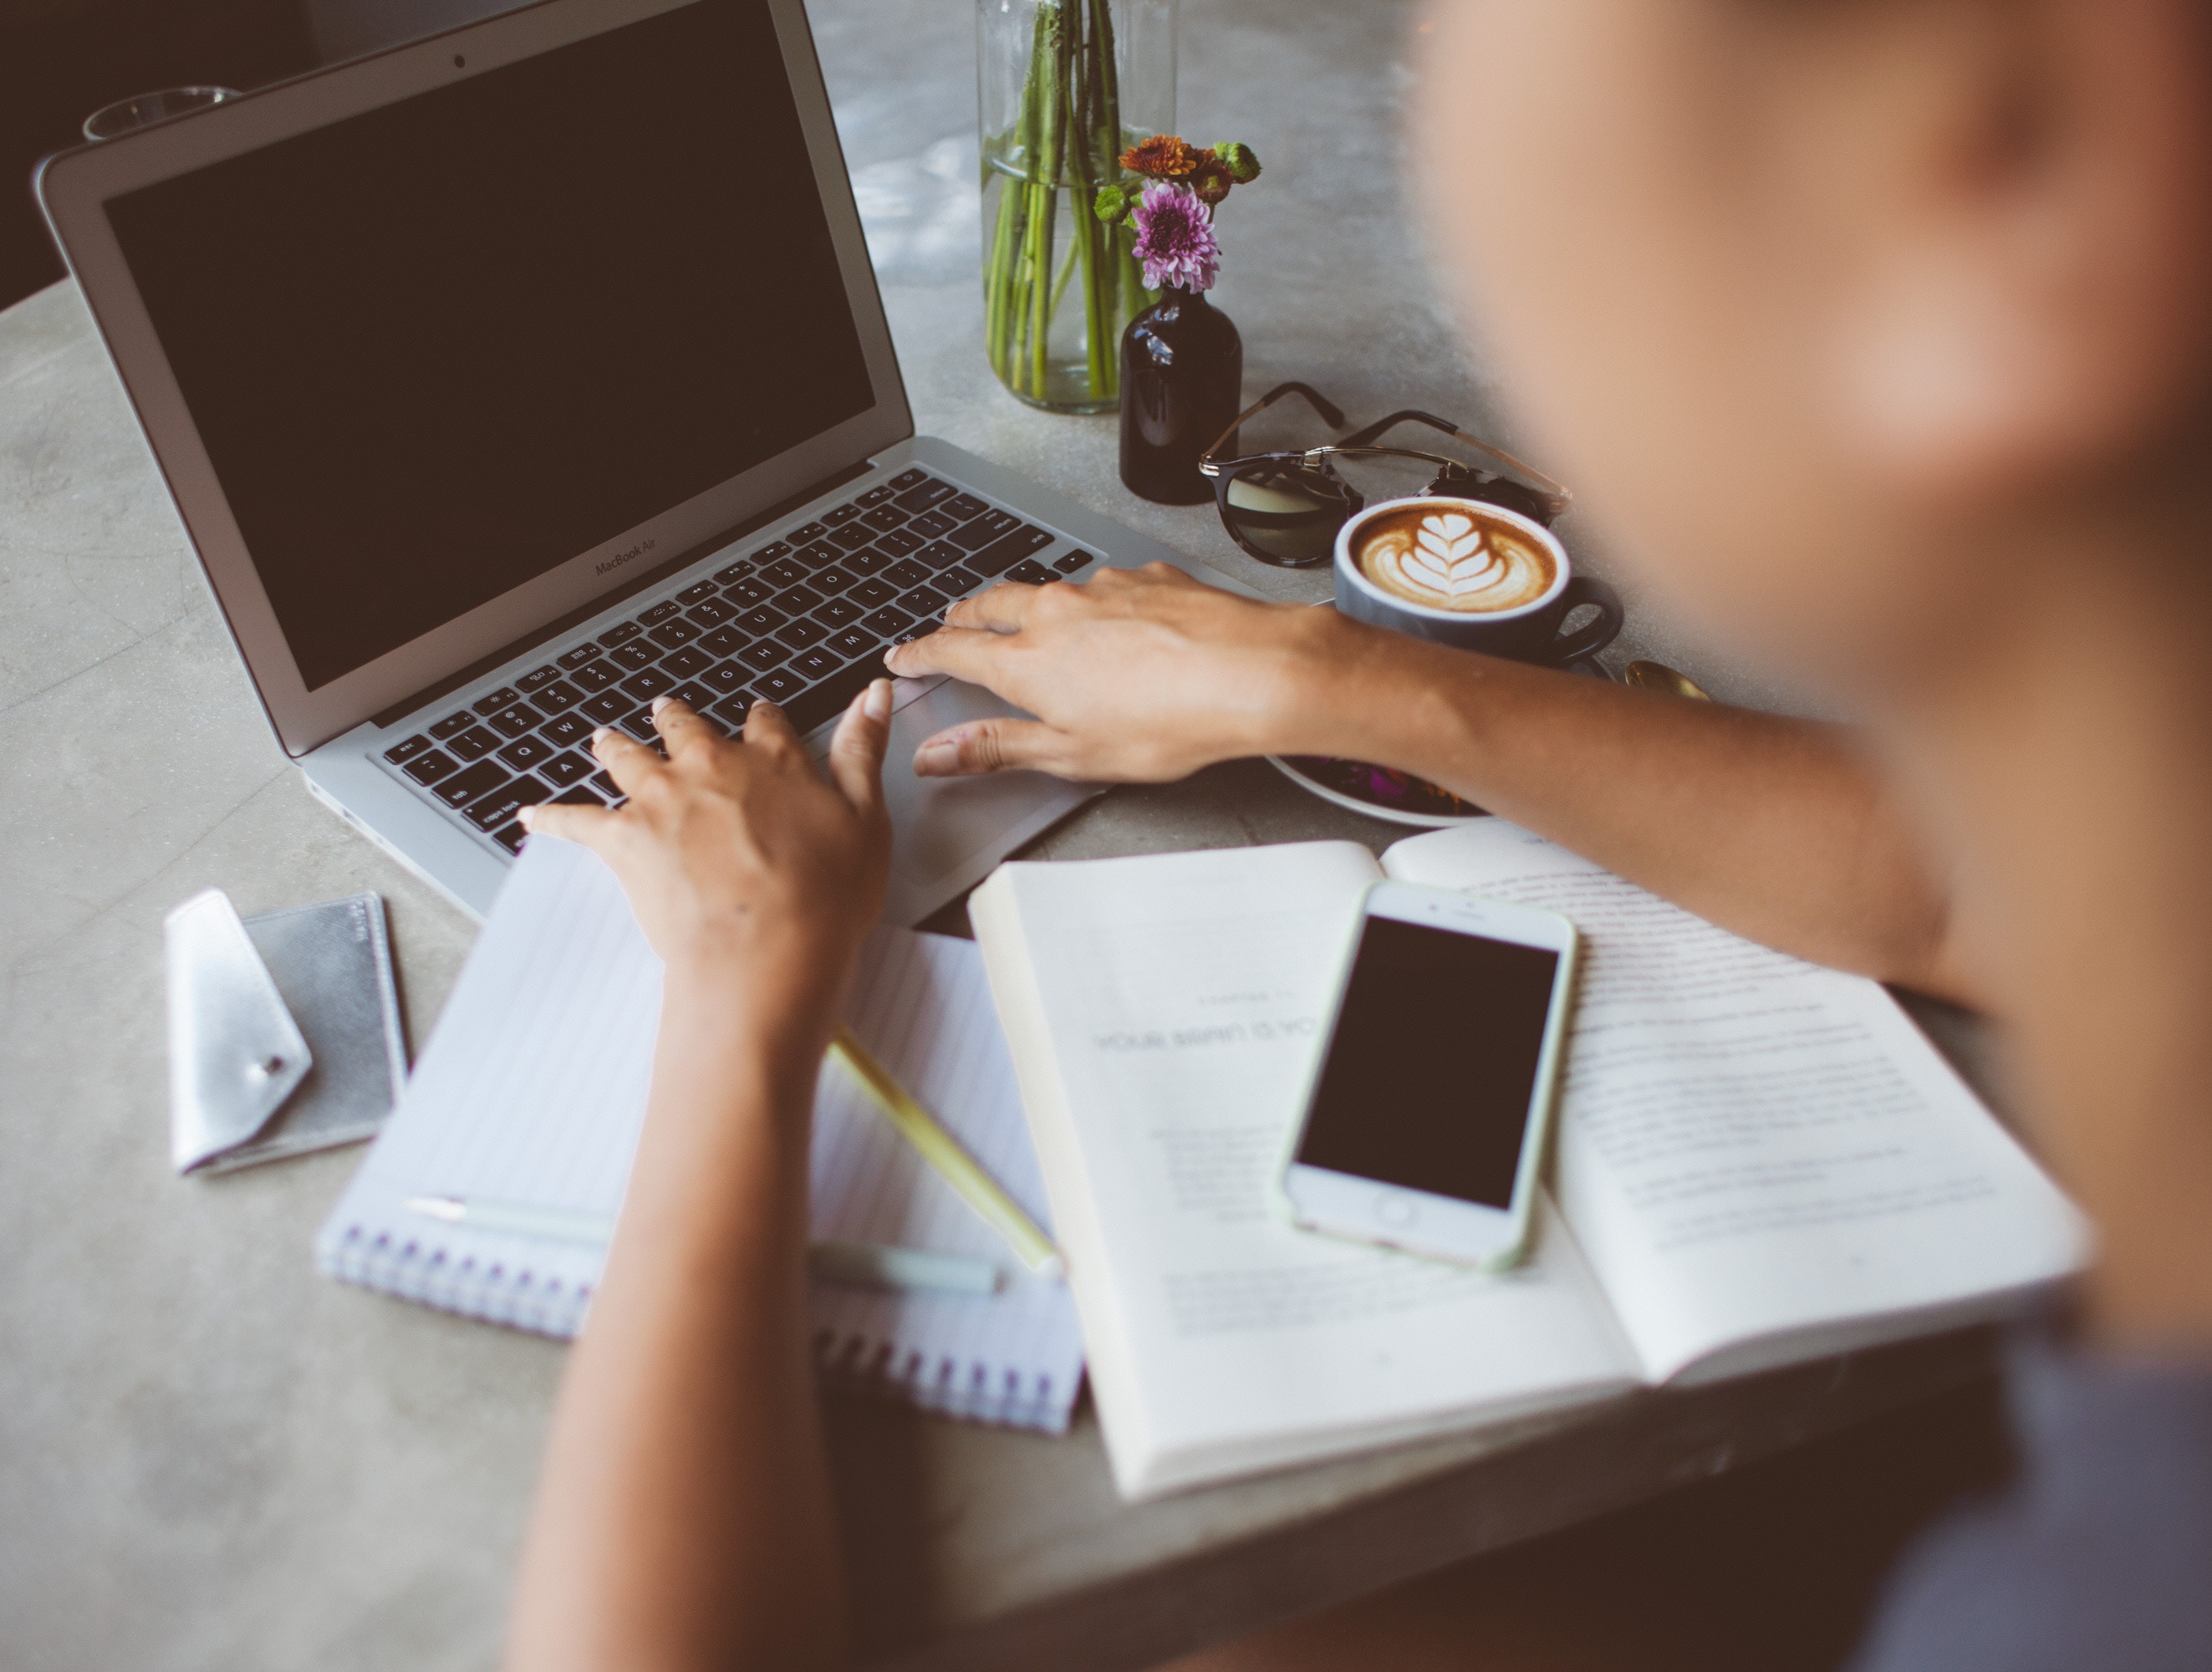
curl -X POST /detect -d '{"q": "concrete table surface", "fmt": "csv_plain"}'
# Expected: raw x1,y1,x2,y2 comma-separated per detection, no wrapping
0,3,2006,1669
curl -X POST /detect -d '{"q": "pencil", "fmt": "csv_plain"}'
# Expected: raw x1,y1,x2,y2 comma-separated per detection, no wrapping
827,1024,1064,1277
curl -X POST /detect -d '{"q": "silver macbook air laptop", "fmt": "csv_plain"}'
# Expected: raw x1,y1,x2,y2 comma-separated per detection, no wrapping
36,0,1254,925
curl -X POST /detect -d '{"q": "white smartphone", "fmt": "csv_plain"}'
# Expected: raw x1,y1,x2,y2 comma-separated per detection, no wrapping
1274,881,1580,1270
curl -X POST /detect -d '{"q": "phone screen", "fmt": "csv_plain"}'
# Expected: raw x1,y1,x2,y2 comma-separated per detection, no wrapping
1293,915,1561,1209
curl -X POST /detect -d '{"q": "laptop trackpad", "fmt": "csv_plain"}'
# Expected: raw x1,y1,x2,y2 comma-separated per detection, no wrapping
813,678,1080,885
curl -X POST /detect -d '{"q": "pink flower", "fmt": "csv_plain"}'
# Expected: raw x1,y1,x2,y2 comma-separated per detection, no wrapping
1131,183,1221,293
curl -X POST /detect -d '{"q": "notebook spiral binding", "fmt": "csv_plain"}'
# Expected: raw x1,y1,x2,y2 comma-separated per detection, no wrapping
323,1224,1071,1431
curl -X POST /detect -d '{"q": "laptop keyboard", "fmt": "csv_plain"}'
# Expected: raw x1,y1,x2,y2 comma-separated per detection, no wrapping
374,468,1097,856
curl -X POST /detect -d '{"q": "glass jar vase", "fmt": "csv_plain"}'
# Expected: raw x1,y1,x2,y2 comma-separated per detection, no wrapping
978,0,1176,413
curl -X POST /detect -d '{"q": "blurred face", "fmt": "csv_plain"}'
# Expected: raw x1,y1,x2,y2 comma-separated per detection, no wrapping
1417,0,2212,689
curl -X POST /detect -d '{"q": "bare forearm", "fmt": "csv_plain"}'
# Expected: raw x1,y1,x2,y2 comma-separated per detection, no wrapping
507,976,849,1672
1281,618,1977,1006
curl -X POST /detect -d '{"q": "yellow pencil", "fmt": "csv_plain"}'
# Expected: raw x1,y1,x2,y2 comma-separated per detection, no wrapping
827,1025,1064,1277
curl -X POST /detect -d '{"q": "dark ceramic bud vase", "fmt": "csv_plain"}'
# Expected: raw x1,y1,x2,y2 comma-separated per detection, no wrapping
1119,286,1243,505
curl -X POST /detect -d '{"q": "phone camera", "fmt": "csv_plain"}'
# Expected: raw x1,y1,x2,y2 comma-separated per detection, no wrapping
453,54,466,68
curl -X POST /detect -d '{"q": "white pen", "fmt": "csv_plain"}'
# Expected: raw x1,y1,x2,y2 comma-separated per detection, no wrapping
403,1195,1002,1297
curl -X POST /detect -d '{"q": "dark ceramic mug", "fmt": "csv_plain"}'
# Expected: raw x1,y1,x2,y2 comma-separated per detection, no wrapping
1333,496,1623,665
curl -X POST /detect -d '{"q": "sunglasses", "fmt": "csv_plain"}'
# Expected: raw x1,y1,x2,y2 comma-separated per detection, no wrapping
1197,383,1573,568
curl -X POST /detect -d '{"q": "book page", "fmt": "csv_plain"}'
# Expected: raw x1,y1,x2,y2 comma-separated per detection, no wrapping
975,842,1639,1498
1382,822,2088,1383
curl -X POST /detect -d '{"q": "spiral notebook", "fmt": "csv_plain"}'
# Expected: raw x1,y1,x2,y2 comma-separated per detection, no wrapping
314,836,1084,1433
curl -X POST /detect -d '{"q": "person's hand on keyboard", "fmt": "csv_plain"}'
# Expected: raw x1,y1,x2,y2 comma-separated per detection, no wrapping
518,684,893,1042
884,563,1344,782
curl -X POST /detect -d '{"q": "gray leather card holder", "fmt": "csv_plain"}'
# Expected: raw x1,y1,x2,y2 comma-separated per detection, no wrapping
165,890,407,1174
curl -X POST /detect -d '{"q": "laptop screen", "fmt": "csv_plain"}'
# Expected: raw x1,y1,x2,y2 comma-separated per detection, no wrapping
104,0,875,692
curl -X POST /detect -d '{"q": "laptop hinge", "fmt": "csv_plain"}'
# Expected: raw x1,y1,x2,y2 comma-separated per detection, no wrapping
368,459,875,732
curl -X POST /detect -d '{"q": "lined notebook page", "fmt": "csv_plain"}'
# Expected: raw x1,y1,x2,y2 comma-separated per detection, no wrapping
316,835,1083,1434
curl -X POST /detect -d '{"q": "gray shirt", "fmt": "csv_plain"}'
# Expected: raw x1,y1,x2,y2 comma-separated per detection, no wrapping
1851,1337,2212,1671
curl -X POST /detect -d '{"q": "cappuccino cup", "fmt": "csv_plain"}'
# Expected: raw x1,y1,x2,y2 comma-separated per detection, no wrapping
1333,496,1623,665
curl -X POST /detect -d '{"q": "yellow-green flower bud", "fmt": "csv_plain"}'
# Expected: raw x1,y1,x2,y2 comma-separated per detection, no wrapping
1093,182,1129,223
1216,142,1261,184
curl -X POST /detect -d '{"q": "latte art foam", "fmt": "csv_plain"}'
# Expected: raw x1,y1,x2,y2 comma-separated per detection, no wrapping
1354,506,1557,614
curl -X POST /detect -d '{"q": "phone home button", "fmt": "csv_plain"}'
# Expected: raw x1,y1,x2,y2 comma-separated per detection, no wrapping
1374,1190,1419,1229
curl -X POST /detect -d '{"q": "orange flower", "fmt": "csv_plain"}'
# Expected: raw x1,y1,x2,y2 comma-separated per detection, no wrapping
1120,135,1200,179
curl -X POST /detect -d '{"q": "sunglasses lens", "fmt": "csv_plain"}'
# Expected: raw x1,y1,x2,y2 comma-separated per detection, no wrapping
1222,462,1357,566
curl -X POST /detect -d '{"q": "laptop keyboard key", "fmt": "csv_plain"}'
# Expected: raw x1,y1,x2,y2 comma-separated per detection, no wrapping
861,606,915,637
1054,549,1096,572
609,641,657,672
775,617,829,650
473,687,521,716
816,596,864,628
1006,558,1061,585
941,492,988,522
665,681,715,711
783,653,891,735
796,542,842,570
491,822,528,854
849,577,898,608
828,524,874,552
429,711,475,740
755,541,793,563
809,565,855,594
497,734,557,772
882,558,930,589
618,706,661,742
570,658,620,691
892,477,954,513
518,665,562,693
899,585,949,616
557,643,604,670
401,748,456,784
908,510,956,540
648,619,701,650
599,621,644,648
701,659,749,693
725,577,774,607
437,760,508,808
540,750,596,788
700,624,747,657
487,702,543,739
790,522,829,544
889,617,940,647
762,557,808,588
551,782,604,806
449,725,500,762
735,604,787,635
467,777,549,830
968,523,1055,575
934,566,982,596
676,579,719,604
752,667,807,704
581,691,630,724
711,558,756,586
858,482,896,507
860,504,907,532
532,679,584,713
385,734,432,764
847,548,892,576
738,639,791,671
769,584,823,615
589,768,625,803
826,626,878,658
823,503,863,528
542,711,593,747
686,595,739,627
639,599,684,625
790,646,841,681
662,645,712,679
619,666,676,701
875,527,924,557
889,467,930,491
708,693,755,728
914,540,963,571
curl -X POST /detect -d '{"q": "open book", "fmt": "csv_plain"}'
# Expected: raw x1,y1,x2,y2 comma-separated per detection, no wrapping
971,822,2087,1497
